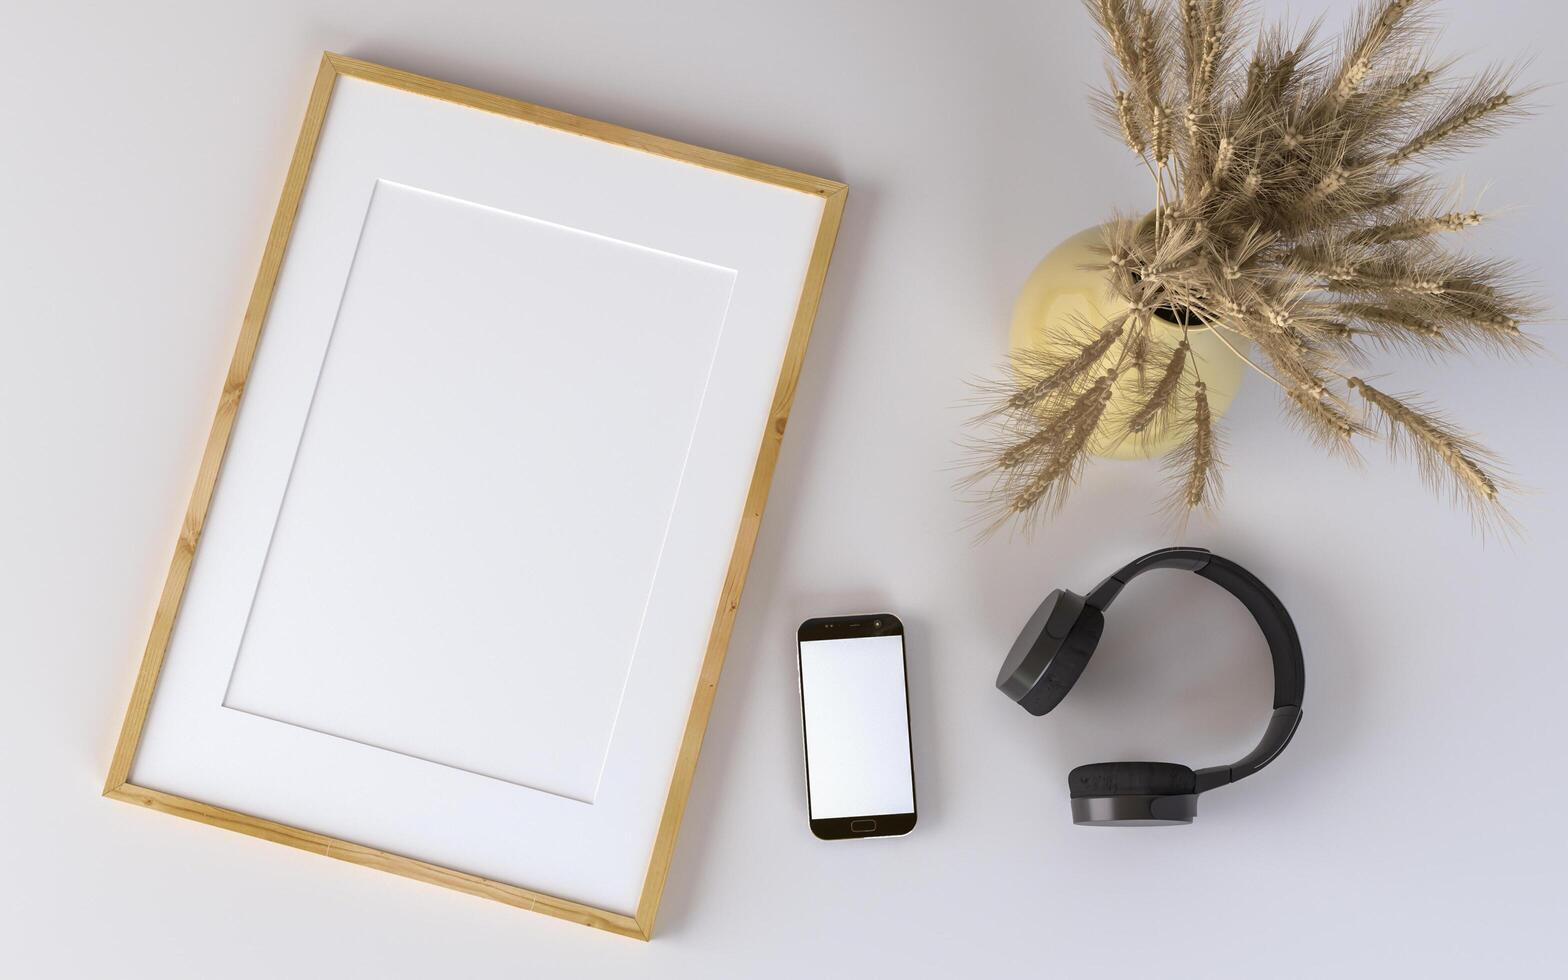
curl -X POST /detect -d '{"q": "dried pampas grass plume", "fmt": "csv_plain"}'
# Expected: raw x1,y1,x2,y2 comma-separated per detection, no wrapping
965,0,1544,537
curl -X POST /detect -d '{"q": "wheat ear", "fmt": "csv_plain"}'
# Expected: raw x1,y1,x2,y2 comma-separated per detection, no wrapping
1286,386,1367,461
1008,374,1117,522
1385,68,1528,166
1349,377,1514,530
1164,380,1223,520
1126,341,1190,434
1330,0,1425,107
1007,318,1125,410
1349,210,1482,243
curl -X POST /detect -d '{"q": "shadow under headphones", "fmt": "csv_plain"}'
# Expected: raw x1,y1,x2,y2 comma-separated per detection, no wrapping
996,547,1304,826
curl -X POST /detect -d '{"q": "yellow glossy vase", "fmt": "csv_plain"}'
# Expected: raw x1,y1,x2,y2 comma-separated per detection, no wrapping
1009,225,1248,460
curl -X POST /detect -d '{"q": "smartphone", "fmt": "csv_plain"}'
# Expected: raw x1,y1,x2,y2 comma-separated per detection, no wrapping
796,614,917,840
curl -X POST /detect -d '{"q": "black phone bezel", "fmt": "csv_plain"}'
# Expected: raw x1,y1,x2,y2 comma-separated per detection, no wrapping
796,613,918,841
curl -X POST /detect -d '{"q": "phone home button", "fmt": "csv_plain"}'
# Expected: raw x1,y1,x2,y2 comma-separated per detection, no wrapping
850,819,877,834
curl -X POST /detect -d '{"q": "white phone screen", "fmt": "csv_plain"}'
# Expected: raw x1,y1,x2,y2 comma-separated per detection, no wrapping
798,634,915,819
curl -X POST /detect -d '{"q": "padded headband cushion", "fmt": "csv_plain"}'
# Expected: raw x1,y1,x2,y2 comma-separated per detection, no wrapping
1090,547,1305,711
1068,761,1196,799
1198,556,1305,709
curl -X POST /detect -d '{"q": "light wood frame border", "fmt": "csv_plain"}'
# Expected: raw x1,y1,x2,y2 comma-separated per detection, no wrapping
104,52,846,940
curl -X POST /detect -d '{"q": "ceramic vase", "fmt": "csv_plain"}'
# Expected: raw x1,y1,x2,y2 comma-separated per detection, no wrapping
1008,224,1249,460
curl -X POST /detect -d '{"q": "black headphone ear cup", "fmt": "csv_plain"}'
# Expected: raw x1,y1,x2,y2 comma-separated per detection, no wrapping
1018,605,1105,715
1068,761,1197,799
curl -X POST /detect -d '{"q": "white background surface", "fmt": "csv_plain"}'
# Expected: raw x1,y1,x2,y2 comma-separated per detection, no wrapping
2,0,1565,976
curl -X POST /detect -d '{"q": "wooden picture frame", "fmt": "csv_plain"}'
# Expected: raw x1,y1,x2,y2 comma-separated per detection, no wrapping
104,52,845,940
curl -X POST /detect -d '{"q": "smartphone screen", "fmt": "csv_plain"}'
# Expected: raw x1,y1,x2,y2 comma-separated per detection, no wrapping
796,615,917,839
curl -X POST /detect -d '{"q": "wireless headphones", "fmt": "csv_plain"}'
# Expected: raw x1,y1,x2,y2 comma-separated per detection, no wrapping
996,547,1304,826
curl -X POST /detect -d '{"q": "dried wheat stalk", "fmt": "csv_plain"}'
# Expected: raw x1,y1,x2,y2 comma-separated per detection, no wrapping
966,0,1540,536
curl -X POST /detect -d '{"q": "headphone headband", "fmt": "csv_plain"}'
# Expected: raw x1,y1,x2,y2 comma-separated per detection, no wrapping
1085,546,1304,792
